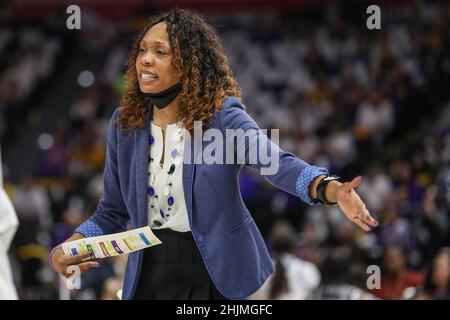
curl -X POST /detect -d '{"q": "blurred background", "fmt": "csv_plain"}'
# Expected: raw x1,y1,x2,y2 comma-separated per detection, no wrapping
0,0,450,300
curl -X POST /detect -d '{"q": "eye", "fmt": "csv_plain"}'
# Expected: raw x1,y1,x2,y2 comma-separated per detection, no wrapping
157,49,167,55
138,47,145,53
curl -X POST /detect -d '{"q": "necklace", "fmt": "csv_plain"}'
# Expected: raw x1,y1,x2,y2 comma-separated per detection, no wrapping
147,121,184,227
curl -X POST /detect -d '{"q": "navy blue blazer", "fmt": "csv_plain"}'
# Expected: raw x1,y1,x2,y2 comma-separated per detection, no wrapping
75,96,328,299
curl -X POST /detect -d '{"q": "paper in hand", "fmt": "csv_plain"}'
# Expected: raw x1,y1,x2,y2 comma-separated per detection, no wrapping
61,226,162,259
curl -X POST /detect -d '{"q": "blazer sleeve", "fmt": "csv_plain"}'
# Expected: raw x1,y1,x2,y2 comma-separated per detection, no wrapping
74,108,130,237
219,97,329,206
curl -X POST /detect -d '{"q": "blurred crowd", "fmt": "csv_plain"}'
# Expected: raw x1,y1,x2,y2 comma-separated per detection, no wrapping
1,2,450,300
0,25,63,148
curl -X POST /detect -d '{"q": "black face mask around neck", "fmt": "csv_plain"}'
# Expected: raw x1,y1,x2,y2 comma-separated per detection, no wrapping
148,82,182,109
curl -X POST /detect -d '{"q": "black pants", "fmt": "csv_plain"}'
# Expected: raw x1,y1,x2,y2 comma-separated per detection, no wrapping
133,228,226,300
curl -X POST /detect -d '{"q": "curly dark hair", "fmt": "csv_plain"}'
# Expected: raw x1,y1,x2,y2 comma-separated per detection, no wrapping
118,8,242,135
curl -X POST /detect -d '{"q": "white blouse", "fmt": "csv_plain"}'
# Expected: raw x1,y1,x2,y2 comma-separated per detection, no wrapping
147,121,190,232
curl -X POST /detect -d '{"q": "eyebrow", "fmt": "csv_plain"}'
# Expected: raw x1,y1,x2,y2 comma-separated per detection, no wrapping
140,39,170,47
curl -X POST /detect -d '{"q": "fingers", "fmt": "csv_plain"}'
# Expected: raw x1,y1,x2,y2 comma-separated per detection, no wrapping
341,176,362,192
54,250,100,278
77,261,100,273
361,204,378,226
61,252,94,265
353,216,371,232
337,175,379,231
353,207,379,231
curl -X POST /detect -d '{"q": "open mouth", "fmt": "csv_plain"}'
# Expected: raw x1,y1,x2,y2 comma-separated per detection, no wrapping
140,71,158,82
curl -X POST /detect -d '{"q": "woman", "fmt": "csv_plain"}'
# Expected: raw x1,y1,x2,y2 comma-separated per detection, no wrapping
49,9,378,300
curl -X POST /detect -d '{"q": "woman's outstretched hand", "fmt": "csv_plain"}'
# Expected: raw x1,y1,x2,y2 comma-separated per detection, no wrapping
335,176,379,231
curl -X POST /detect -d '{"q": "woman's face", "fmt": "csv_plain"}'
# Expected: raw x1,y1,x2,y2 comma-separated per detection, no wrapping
136,22,180,94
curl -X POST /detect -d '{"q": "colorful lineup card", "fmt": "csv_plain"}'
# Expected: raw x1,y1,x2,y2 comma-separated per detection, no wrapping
61,226,162,258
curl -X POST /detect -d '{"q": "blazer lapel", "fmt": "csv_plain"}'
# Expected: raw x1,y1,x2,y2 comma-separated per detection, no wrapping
183,121,209,227
135,107,152,227
183,134,196,227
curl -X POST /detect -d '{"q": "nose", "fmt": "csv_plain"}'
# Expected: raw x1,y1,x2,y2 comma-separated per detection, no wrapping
140,51,155,66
